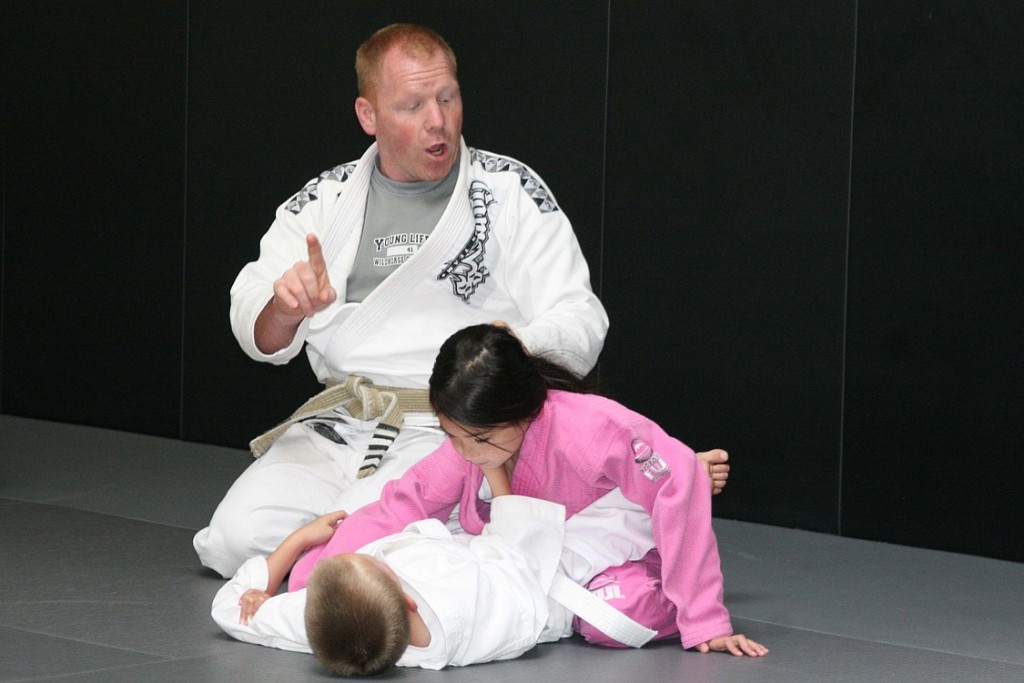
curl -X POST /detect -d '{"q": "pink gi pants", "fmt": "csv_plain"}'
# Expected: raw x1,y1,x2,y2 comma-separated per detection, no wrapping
574,550,679,648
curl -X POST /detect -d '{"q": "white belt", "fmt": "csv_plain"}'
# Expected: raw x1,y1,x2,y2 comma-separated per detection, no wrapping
548,573,657,648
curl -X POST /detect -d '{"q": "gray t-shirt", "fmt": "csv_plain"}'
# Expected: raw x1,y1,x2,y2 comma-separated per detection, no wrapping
345,158,459,303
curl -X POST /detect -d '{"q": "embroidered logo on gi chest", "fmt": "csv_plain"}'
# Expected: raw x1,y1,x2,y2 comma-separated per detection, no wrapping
632,437,671,482
437,181,493,302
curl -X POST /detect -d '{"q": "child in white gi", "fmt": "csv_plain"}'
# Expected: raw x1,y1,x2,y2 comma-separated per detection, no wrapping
212,466,662,674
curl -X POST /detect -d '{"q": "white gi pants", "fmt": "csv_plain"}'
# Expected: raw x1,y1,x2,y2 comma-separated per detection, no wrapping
193,415,444,578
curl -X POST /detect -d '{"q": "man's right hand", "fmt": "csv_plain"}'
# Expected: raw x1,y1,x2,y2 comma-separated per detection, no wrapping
272,233,337,319
255,233,337,353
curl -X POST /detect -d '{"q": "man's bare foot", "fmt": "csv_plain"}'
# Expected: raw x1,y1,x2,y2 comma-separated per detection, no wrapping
696,449,729,495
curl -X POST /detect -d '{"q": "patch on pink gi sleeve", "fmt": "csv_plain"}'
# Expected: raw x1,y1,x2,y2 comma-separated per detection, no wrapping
631,437,671,482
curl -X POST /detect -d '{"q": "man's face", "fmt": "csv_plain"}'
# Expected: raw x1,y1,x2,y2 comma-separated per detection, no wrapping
356,46,463,183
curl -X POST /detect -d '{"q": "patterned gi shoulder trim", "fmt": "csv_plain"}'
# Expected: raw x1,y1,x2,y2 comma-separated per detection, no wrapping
468,147,561,214
285,161,359,215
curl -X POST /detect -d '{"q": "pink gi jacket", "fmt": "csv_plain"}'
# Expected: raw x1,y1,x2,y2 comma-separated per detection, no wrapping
289,390,733,649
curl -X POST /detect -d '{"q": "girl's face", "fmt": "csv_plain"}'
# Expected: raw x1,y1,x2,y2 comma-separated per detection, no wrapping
437,413,525,470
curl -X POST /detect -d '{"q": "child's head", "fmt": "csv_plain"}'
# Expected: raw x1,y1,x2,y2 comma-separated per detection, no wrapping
305,554,411,677
429,323,576,430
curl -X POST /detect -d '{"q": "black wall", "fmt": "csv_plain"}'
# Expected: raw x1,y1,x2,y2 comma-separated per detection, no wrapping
3,2,1021,562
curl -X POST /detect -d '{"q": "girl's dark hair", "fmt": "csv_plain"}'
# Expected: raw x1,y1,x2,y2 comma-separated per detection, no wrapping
429,324,593,428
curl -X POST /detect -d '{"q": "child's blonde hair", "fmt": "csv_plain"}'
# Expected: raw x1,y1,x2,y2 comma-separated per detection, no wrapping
304,555,411,676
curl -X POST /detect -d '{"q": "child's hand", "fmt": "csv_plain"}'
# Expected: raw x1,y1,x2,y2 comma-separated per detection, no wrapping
238,589,272,625
695,634,769,657
297,510,349,547
482,463,511,497
264,510,349,596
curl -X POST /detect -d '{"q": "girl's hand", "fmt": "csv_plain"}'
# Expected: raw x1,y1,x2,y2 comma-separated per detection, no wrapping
482,463,512,497
695,634,769,657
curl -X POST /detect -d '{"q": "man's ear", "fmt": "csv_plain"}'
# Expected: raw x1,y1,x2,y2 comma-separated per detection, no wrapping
355,97,376,136
403,593,419,613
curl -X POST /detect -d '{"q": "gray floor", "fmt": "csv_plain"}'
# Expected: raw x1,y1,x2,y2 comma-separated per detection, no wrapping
2,414,1022,682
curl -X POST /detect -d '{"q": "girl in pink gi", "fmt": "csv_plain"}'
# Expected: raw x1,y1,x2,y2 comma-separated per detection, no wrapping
289,324,767,656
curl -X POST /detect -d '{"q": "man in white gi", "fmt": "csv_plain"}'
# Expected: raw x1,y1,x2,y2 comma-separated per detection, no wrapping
194,23,727,578
193,23,609,577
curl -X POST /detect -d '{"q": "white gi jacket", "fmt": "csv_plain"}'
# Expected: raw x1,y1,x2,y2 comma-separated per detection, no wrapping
230,139,607,385
211,491,652,669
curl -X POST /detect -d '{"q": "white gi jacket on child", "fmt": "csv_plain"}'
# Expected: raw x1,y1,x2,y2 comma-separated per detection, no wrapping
212,490,652,669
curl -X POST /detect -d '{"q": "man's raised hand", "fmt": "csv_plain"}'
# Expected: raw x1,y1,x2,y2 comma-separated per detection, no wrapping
255,234,337,354
272,233,337,319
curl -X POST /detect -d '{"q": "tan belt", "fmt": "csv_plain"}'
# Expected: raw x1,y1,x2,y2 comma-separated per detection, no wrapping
249,375,433,478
